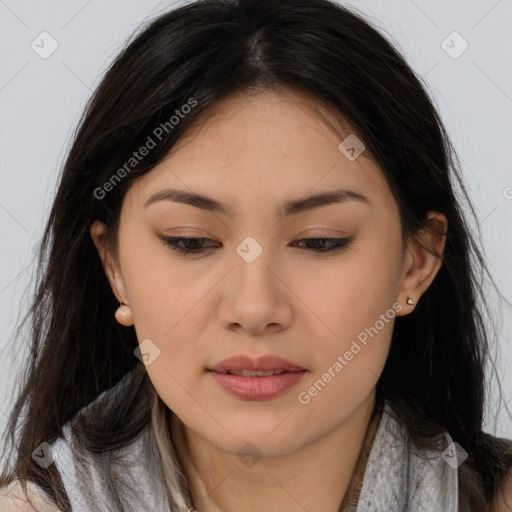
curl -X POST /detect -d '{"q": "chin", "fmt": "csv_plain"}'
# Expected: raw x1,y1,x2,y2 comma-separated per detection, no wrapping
197,422,308,459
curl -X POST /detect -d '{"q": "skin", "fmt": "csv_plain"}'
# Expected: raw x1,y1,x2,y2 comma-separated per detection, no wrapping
90,88,447,512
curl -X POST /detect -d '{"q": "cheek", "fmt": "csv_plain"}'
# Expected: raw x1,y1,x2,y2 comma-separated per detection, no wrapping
295,286,397,427
292,237,401,401
120,245,207,399
121,233,204,335
295,242,401,345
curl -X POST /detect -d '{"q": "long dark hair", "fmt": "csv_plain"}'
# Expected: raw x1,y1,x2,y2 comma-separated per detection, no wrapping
1,0,511,510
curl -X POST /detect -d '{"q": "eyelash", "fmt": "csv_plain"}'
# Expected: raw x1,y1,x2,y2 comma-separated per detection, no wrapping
159,236,354,255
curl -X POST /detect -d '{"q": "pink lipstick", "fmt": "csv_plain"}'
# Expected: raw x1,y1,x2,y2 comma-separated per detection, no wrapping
208,355,307,400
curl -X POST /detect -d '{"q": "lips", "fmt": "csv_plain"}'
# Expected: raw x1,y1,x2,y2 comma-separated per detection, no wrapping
208,355,307,400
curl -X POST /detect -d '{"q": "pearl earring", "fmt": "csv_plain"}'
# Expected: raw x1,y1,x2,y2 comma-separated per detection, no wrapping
406,297,415,305
115,301,133,326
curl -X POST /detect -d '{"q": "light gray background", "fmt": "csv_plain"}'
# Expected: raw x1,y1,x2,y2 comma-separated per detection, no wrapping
1,0,511,450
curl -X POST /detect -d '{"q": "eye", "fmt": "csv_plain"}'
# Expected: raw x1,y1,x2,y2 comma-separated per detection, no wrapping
292,237,354,253
159,237,219,255
159,236,353,255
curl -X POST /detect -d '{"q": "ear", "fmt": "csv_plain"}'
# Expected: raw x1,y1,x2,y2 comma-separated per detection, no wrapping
396,212,448,316
90,220,129,305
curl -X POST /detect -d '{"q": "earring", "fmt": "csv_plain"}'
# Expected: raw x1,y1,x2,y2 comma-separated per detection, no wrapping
115,301,133,326
406,297,415,305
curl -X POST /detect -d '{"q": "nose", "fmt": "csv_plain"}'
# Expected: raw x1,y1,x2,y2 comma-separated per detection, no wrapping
217,247,294,336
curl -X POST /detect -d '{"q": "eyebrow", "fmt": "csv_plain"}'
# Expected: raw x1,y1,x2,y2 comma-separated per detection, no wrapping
143,187,371,217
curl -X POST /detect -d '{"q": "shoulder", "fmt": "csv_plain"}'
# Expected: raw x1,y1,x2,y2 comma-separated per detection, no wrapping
0,481,60,512
490,469,512,512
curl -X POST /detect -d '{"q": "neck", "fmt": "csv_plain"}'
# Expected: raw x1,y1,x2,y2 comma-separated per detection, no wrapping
170,393,378,512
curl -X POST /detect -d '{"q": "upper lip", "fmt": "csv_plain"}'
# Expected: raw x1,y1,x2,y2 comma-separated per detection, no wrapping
209,355,305,372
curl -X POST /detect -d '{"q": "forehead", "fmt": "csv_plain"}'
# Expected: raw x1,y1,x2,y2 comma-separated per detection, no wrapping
125,89,393,214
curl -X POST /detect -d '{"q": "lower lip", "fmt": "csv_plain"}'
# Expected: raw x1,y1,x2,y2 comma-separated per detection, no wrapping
208,370,307,400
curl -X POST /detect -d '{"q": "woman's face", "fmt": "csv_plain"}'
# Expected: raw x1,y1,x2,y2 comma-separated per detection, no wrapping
92,88,445,457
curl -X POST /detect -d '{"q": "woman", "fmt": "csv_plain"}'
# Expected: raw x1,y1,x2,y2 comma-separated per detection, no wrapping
1,0,511,510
